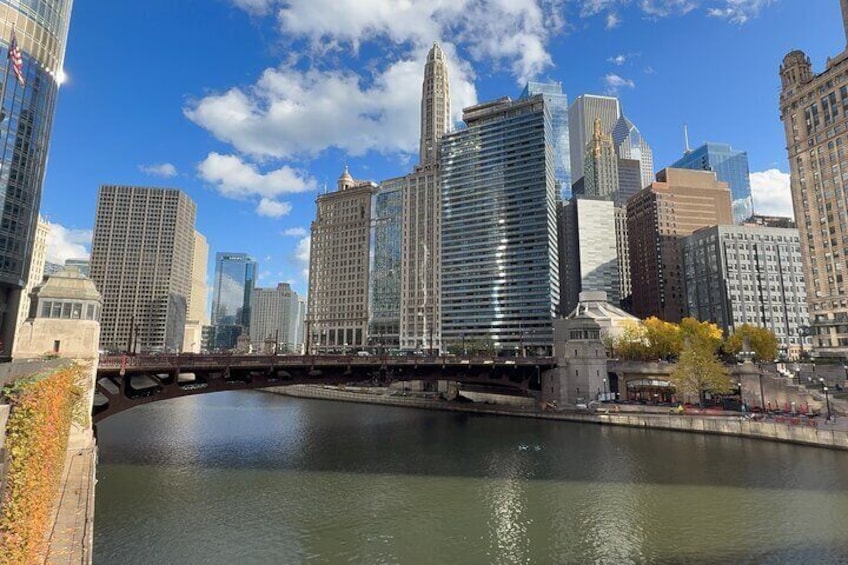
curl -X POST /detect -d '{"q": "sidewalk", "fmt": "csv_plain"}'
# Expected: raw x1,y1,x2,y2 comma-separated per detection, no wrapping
42,442,96,565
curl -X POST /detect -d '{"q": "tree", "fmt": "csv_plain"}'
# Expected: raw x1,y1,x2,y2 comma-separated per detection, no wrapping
723,324,779,362
669,338,732,406
679,317,723,353
613,321,651,361
643,317,682,360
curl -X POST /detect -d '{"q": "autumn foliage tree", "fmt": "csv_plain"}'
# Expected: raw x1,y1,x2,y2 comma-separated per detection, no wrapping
669,320,731,406
723,324,779,362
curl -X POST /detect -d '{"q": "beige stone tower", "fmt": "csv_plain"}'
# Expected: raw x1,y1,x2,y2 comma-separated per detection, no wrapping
400,43,451,353
778,0,848,355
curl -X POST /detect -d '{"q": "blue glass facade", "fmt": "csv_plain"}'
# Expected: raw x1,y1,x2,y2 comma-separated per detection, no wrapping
369,177,403,350
671,142,753,224
521,81,570,198
441,95,559,353
211,252,257,349
0,1,73,356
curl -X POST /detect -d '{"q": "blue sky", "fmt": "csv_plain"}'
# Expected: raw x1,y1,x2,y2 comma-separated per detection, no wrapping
40,0,843,297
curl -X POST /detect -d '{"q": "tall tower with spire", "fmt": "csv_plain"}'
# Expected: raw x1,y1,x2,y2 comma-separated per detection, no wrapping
398,43,452,353
583,117,620,199
419,43,451,166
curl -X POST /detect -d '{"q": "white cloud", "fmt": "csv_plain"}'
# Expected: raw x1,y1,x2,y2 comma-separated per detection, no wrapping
45,222,92,265
707,0,774,24
197,152,316,199
139,162,178,178
294,235,311,280
605,12,621,29
603,73,635,94
232,0,276,15
283,227,308,237
607,54,627,65
256,198,293,218
639,0,698,18
750,169,794,218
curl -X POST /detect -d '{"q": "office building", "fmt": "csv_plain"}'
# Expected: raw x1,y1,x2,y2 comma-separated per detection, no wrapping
0,3,74,357
521,81,571,197
183,231,208,353
779,1,848,354
568,94,621,185
612,116,654,189
627,168,733,322
441,95,559,353
683,225,810,357
582,118,619,199
616,158,643,206
43,262,63,278
14,216,49,345
308,167,375,353
559,197,620,314
671,142,753,224
90,186,197,353
399,42,451,353
210,252,256,350
249,283,302,353
369,176,403,351
615,205,632,308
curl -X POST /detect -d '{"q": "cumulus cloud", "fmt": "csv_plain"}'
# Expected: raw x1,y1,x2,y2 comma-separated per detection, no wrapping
707,0,775,24
256,198,293,218
45,222,92,265
139,162,178,178
197,152,316,199
603,73,635,94
605,12,621,29
750,169,794,218
294,235,311,280
283,227,308,237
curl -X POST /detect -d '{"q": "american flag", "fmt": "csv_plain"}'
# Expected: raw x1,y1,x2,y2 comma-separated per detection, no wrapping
8,32,23,87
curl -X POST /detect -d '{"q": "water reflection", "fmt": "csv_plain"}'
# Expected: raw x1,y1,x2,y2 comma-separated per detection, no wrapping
95,391,848,564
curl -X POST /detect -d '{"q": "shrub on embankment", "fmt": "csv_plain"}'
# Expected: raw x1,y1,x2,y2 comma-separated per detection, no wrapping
0,364,84,565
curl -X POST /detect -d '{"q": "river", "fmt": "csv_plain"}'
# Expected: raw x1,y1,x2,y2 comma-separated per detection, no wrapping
94,390,848,564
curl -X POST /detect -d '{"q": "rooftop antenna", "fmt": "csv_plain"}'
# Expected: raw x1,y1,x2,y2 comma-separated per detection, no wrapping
683,123,691,154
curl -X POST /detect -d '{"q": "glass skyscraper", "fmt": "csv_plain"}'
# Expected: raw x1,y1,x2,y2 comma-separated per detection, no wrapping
671,142,753,224
521,81,570,197
0,2,74,356
369,176,403,350
211,252,257,349
441,95,559,353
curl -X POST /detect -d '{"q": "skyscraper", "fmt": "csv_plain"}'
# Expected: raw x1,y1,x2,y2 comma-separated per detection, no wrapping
14,215,49,346
779,0,848,355
249,283,302,353
0,5,74,357
210,252,256,350
682,225,809,357
521,81,571,197
90,186,197,353
568,94,621,186
627,169,733,322
582,118,619,199
612,115,654,189
441,95,559,353
308,167,375,353
671,142,753,224
369,176,403,351
400,43,451,352
184,231,208,353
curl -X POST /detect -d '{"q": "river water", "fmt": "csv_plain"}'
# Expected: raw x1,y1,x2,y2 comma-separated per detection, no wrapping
94,391,848,564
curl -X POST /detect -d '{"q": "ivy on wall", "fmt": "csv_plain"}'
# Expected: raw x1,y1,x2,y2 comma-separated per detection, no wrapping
0,364,84,565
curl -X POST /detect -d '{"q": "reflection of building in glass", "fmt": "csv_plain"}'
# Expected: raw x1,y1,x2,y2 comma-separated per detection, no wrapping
671,142,753,224
308,167,375,353
369,176,403,351
210,252,256,350
249,283,303,353
0,1,74,357
682,225,810,356
91,186,197,353
441,95,559,353
521,81,571,197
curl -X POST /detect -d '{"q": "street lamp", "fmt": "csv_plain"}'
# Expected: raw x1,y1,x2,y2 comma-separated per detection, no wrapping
758,371,766,412
823,386,832,421
602,377,608,401
819,377,825,391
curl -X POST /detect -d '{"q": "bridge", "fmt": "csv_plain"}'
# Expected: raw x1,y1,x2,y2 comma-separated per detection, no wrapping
94,354,558,421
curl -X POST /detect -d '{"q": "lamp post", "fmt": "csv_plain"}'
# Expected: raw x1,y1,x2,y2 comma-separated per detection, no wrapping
461,333,466,356
758,371,766,413
602,377,608,401
824,386,832,421
819,377,825,391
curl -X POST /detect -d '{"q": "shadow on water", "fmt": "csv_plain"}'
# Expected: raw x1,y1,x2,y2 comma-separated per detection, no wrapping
94,391,848,493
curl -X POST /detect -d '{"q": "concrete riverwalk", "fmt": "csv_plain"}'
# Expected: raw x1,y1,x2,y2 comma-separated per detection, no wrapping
269,385,848,451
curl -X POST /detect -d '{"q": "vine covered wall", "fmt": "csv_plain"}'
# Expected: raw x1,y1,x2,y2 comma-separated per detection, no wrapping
0,364,84,565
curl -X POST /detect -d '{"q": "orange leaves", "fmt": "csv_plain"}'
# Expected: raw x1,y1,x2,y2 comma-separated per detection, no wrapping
0,365,85,565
